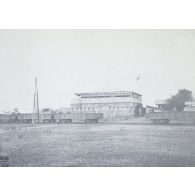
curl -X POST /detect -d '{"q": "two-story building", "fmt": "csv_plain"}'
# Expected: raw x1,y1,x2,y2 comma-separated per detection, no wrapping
71,91,142,119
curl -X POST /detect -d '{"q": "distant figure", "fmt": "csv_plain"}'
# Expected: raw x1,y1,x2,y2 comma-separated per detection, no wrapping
136,75,140,81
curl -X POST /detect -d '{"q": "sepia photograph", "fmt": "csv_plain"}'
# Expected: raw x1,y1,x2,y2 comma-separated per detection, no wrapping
0,29,195,167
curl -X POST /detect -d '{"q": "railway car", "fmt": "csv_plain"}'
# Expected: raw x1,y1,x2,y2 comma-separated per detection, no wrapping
0,112,103,124
146,111,195,124
0,114,10,123
71,113,103,123
0,113,18,123
39,113,54,123
17,113,35,123
14,113,53,123
17,113,53,123
54,113,72,123
9,113,18,123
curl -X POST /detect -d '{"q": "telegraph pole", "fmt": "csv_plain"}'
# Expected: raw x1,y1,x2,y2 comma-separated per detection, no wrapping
32,77,40,124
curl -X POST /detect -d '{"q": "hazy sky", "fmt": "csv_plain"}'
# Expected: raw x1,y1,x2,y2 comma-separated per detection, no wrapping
0,30,195,112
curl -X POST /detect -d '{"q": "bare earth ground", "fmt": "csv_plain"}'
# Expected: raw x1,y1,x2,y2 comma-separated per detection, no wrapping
0,123,195,167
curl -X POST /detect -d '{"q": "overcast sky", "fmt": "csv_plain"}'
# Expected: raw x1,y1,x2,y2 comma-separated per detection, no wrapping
0,30,195,112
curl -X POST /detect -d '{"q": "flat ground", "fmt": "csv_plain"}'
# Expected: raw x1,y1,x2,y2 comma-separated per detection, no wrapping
0,123,195,166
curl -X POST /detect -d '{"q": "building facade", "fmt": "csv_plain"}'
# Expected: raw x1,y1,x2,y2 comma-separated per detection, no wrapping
71,91,142,119
184,101,195,112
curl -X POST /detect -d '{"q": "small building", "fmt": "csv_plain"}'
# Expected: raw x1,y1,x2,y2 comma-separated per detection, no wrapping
71,91,142,119
145,105,159,113
184,101,195,112
155,99,169,111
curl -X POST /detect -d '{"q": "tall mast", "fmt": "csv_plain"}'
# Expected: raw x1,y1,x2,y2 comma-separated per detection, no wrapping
33,77,40,123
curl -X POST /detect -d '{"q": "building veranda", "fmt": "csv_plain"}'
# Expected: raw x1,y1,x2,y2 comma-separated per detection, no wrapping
71,91,142,119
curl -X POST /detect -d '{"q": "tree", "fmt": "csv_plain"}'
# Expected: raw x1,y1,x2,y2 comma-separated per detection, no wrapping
41,108,51,112
166,89,194,112
134,103,143,117
41,108,55,113
13,108,19,113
